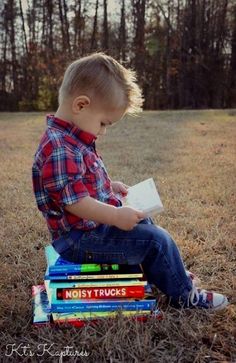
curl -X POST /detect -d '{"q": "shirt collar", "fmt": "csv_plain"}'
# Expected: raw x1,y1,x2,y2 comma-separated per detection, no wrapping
46,114,97,145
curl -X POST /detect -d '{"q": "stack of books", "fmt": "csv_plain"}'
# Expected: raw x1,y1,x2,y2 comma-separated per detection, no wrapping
32,245,162,327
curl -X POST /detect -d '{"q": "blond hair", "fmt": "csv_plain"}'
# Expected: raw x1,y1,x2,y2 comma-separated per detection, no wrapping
58,52,143,115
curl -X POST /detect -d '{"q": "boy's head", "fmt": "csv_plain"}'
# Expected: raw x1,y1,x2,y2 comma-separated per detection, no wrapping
57,52,143,136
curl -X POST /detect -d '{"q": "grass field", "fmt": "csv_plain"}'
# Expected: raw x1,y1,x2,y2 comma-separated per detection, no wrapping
0,110,235,362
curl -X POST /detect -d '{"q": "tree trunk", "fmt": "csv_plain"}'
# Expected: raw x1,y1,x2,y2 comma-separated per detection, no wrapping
132,0,146,83
119,0,127,62
9,0,18,99
102,0,109,50
19,0,28,55
228,4,236,107
63,0,71,55
91,0,99,51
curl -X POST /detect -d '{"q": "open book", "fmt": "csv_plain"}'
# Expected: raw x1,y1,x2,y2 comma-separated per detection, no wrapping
122,178,164,216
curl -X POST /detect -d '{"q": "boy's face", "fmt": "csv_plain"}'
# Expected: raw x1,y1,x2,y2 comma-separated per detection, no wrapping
76,102,126,137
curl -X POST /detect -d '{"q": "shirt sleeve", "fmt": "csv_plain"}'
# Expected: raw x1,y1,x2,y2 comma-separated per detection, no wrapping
42,146,89,207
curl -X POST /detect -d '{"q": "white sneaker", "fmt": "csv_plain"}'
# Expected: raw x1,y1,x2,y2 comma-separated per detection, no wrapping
188,285,229,310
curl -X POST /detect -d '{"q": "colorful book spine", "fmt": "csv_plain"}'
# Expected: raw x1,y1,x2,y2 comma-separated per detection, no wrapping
50,298,157,313
44,268,143,281
52,309,158,322
46,279,147,289
50,263,120,275
56,286,145,300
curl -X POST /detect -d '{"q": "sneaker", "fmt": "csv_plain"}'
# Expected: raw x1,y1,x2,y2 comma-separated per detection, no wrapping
188,285,229,310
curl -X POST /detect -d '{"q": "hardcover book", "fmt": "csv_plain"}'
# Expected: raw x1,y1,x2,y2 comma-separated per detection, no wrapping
47,290,157,313
44,264,143,281
44,280,152,301
46,279,147,290
55,285,145,300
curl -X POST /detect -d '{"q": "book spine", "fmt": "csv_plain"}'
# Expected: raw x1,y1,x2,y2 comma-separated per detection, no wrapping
45,273,143,280
56,286,145,300
49,280,146,289
49,265,101,274
49,264,119,275
51,299,157,313
52,309,153,321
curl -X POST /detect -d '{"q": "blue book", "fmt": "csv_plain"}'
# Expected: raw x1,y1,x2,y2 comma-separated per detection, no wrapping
49,298,157,313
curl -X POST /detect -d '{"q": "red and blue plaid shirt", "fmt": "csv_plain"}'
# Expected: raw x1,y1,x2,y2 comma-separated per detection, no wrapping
32,115,121,240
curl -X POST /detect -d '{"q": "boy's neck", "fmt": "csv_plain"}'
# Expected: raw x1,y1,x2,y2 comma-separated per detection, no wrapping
54,105,77,126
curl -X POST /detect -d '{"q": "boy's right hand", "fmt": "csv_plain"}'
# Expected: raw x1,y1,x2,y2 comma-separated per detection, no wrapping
114,206,146,231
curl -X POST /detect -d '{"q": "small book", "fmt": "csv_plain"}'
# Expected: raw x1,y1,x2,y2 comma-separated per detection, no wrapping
123,178,164,216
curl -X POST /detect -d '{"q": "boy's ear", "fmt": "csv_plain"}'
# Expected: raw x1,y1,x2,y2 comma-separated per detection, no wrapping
72,95,90,113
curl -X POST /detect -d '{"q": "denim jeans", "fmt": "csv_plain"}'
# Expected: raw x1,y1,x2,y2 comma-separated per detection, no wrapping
52,218,193,302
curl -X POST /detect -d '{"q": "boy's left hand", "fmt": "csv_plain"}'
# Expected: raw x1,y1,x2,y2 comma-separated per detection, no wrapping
111,181,129,196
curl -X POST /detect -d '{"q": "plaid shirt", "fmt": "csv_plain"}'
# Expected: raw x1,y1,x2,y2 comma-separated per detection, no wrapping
32,115,121,240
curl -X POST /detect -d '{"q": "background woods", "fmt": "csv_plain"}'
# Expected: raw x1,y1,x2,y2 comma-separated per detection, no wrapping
0,0,236,111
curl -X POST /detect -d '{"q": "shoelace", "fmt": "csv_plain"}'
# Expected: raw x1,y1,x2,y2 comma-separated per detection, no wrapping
188,281,200,307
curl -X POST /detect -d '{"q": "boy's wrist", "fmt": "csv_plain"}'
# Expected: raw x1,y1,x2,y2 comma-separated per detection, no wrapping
108,205,119,226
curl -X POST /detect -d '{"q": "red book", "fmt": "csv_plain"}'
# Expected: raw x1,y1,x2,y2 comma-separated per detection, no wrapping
56,286,145,300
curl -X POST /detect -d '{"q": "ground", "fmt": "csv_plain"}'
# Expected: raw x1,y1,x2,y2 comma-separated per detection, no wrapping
0,110,235,362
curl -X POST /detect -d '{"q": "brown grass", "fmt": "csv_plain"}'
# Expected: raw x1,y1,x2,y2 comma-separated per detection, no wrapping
0,110,235,362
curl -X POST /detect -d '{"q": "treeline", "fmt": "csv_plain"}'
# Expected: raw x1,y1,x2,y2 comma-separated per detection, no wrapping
0,0,236,111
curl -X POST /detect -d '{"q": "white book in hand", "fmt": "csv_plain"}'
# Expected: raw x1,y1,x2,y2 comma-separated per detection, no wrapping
123,178,164,216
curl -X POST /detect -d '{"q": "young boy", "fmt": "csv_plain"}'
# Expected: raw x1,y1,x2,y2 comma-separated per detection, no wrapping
32,52,228,310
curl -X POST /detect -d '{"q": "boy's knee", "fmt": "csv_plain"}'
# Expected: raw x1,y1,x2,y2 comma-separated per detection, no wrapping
148,225,176,252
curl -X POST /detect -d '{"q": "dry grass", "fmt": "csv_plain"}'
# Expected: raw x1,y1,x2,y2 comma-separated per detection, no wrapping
0,110,235,362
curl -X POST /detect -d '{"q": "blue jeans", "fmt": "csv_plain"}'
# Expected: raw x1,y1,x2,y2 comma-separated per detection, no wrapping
52,218,193,302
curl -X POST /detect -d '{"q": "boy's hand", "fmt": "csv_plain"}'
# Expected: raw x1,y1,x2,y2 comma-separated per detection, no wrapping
114,206,146,231
111,181,129,196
